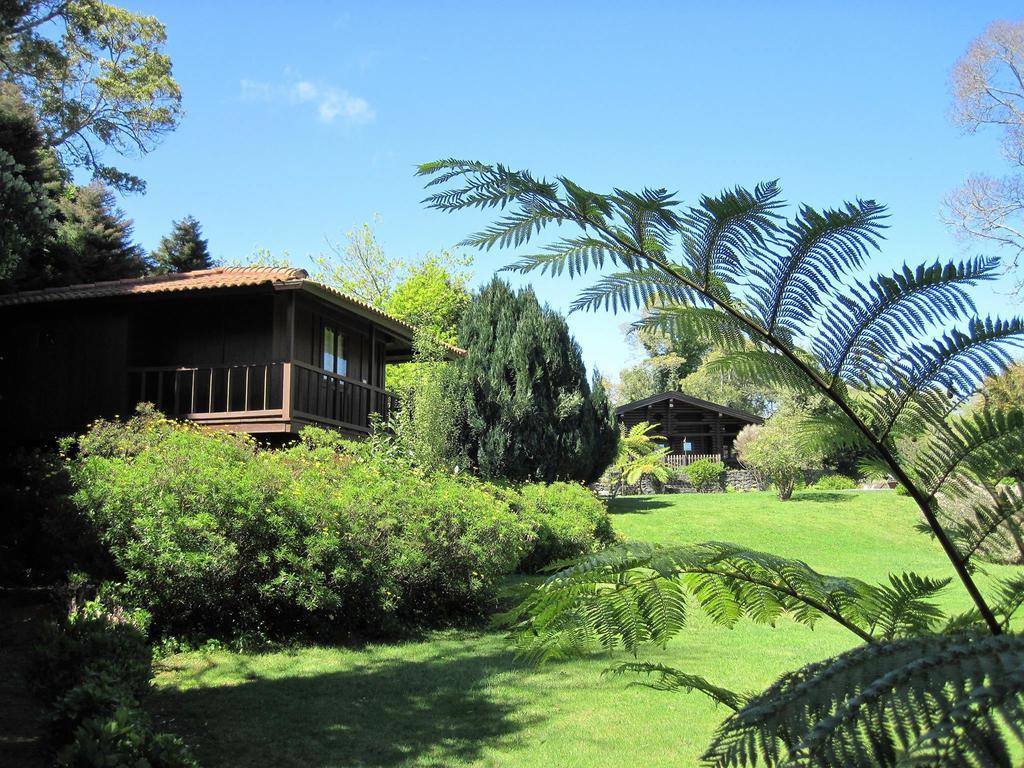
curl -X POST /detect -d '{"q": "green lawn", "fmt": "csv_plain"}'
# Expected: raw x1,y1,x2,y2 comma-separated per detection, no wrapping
151,490,1018,767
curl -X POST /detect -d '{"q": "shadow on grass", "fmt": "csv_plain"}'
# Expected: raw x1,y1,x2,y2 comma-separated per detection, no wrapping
608,496,675,515
793,491,857,504
150,646,538,768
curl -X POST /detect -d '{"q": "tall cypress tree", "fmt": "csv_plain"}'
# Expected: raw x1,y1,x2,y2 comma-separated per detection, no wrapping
457,277,617,482
150,215,213,273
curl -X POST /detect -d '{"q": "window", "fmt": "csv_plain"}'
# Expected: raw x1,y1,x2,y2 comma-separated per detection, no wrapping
321,324,347,376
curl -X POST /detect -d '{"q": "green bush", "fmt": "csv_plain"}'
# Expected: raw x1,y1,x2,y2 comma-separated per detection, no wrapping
68,412,532,639
810,474,858,491
684,459,725,493
34,596,197,768
511,482,615,572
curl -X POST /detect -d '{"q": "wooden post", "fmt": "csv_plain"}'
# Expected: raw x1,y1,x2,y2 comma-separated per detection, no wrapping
281,363,292,421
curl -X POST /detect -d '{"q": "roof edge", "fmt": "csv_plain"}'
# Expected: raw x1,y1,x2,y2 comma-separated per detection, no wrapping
615,390,764,423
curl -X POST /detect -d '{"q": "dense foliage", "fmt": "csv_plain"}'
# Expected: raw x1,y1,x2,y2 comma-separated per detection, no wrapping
69,413,528,638
53,407,614,641
683,458,725,493
34,595,196,767
418,160,1024,765
510,482,616,573
0,85,148,291
456,277,618,483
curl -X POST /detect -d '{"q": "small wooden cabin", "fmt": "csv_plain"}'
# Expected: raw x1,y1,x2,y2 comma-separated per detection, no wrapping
0,266,461,445
615,391,763,466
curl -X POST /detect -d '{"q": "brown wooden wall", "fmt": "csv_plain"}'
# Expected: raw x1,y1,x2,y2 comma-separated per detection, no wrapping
1,287,403,445
293,294,387,388
617,398,754,458
0,301,130,443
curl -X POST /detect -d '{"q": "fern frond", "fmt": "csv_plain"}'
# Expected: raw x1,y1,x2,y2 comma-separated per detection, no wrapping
703,633,1024,767
747,200,889,338
681,182,784,292
635,305,752,352
570,268,707,314
858,573,950,639
608,662,750,711
874,318,1024,439
704,350,820,397
814,257,999,384
501,544,951,663
503,236,639,277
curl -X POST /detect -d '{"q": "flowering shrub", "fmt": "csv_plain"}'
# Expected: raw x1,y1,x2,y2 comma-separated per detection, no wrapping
510,482,615,572
33,593,197,768
67,410,533,639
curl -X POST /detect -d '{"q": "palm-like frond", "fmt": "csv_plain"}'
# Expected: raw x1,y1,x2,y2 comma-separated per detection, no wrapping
815,258,998,386
501,544,950,664
608,662,750,711
747,201,888,339
703,633,1024,767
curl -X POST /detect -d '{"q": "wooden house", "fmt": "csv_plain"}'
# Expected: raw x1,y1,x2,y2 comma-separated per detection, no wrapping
615,391,763,466
0,266,462,445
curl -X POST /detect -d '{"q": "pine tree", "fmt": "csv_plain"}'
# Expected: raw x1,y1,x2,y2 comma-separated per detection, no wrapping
457,277,616,482
150,215,213,274
31,181,147,289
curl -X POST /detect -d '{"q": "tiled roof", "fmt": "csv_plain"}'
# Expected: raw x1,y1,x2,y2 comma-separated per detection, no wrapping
0,266,309,306
0,266,466,356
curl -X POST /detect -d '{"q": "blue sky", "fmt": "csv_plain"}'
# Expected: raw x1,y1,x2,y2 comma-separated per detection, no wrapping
114,1,1022,379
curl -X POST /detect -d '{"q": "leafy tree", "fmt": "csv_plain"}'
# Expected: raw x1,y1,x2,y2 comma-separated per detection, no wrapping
678,346,773,415
735,409,823,499
150,215,213,274
456,277,616,483
382,253,471,346
420,160,1024,765
612,360,657,405
313,218,405,305
978,360,1024,411
944,19,1024,295
0,0,182,193
0,80,58,280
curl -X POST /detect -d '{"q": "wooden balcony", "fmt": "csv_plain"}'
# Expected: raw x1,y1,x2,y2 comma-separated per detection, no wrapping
127,361,398,435
664,453,723,468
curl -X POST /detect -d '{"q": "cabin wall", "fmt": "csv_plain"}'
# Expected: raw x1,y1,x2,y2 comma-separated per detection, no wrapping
0,301,129,444
293,294,387,388
617,399,753,459
127,293,274,367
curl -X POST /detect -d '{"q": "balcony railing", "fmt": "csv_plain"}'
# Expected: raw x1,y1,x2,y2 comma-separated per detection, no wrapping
664,452,723,468
288,360,398,432
128,361,398,433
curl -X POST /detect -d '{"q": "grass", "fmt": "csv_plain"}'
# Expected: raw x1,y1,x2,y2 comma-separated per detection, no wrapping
151,490,1019,767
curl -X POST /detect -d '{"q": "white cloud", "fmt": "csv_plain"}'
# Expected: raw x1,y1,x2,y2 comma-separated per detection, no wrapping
239,76,375,125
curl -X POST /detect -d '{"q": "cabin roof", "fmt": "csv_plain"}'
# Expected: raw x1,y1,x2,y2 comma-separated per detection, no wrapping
0,266,466,356
615,391,763,424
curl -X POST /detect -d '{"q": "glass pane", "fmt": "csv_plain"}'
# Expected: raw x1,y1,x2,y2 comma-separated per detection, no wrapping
323,326,336,372
336,333,347,377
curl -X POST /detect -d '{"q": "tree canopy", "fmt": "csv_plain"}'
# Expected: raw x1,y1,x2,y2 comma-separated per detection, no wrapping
0,0,182,193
